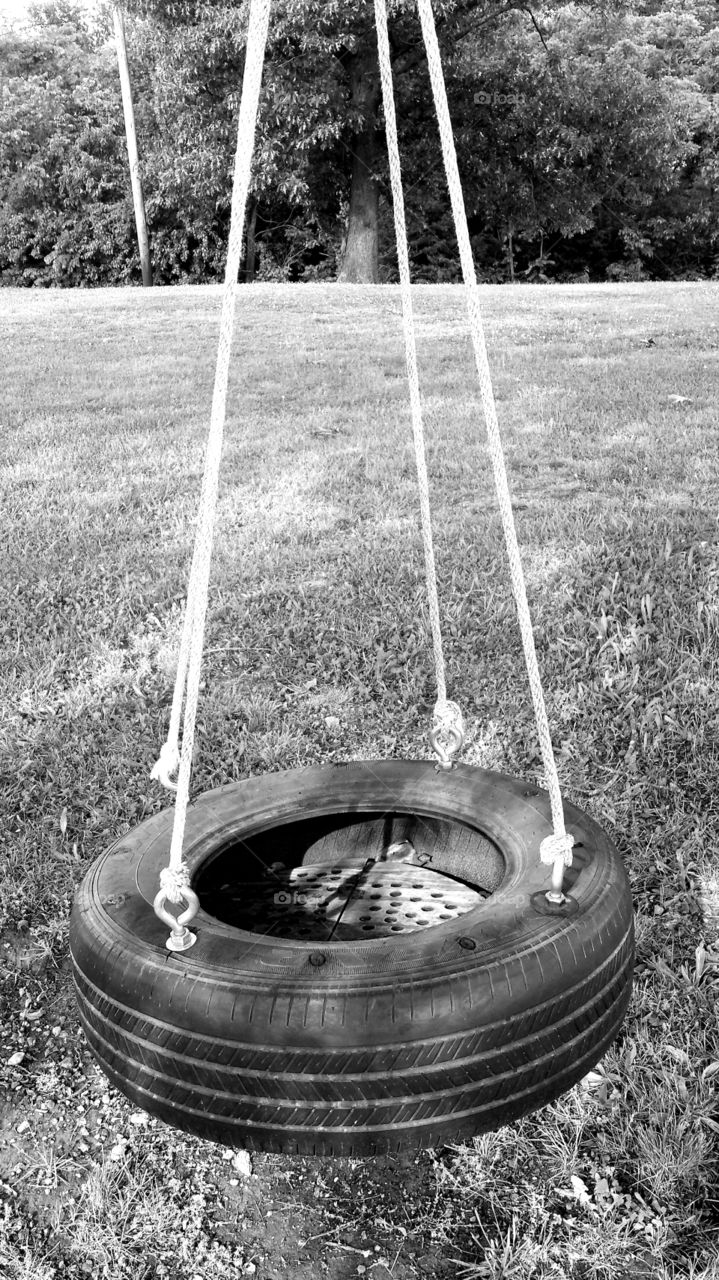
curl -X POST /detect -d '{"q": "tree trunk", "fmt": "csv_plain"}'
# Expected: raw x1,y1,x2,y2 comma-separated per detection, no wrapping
243,199,258,282
506,223,515,282
113,6,152,287
337,44,381,284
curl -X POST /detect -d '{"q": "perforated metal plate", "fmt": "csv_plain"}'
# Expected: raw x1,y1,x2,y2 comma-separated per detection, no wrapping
223,860,484,942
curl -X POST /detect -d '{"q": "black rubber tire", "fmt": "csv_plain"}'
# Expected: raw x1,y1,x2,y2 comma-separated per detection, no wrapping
70,761,634,1155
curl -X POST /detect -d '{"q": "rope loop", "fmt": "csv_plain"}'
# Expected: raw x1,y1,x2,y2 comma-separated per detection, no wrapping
150,741,180,792
415,0,570,888
429,698,465,769
374,0,467,762
148,0,272,953
539,832,574,868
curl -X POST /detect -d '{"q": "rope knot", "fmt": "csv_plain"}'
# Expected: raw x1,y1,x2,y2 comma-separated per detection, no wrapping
150,741,180,791
432,699,463,735
159,864,192,904
540,832,574,868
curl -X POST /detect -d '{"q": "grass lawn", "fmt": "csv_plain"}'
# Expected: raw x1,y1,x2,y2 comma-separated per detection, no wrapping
1,280,719,1279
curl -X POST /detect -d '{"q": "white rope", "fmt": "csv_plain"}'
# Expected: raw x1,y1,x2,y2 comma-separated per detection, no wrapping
149,462,215,791
151,0,272,877
374,0,463,752
150,0,570,892
415,0,572,873
159,864,192,904
540,832,575,866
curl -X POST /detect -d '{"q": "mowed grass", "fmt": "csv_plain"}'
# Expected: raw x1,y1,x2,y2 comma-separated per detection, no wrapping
1,281,719,1278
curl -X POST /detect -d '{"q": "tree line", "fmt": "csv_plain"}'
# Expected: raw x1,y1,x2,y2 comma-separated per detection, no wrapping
0,0,717,287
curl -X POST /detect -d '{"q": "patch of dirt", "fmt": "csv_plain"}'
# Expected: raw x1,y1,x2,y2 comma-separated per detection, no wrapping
0,960,463,1279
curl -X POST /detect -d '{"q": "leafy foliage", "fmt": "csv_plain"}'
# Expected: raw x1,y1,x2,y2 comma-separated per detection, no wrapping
439,3,713,281
0,6,138,285
0,0,718,283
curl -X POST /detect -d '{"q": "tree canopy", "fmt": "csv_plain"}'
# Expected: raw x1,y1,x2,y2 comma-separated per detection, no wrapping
0,0,716,285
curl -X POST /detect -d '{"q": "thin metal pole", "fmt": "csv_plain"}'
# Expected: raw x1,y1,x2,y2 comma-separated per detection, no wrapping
113,6,152,287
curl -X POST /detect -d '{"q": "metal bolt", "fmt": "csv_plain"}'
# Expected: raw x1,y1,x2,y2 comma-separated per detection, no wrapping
166,925,197,953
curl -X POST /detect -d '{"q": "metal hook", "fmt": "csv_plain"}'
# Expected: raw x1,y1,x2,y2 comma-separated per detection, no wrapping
153,885,200,952
429,721,464,771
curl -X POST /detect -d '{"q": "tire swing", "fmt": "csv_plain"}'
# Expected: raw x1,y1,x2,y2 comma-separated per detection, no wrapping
70,0,634,1156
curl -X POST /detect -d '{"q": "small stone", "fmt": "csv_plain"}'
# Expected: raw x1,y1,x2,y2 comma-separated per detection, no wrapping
8,1052,24,1067
581,1070,605,1092
232,1149,252,1177
16,1120,30,1134
324,715,340,732
129,1112,148,1127
570,1174,592,1205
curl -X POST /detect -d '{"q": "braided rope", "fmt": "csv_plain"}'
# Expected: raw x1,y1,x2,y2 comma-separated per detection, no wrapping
416,0,572,873
151,0,570,894
151,0,272,877
159,864,192,904
374,0,463,755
